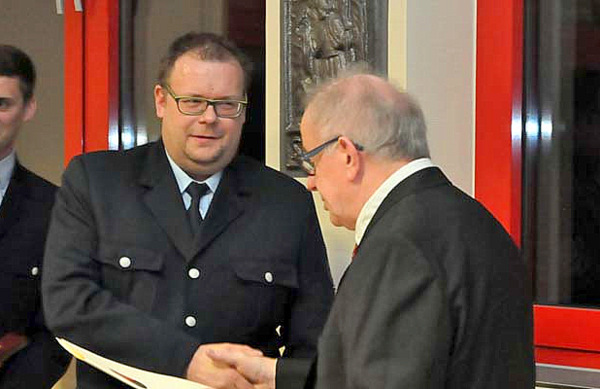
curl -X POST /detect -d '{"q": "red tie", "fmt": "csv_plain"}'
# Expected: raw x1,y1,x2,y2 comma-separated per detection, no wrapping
351,244,359,260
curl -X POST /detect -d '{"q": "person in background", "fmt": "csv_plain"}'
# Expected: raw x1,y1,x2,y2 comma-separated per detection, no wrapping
0,44,70,388
42,32,333,389
208,71,535,389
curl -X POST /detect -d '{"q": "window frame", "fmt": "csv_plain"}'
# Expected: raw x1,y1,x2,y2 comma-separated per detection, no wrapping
476,0,600,370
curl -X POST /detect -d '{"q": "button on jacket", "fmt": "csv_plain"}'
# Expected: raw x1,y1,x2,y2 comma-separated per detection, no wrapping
42,140,334,389
0,162,70,388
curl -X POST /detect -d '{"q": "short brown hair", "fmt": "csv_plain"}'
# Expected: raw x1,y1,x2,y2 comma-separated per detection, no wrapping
158,32,253,92
0,45,36,102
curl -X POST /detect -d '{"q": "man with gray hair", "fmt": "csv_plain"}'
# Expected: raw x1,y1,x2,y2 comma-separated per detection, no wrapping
208,72,534,389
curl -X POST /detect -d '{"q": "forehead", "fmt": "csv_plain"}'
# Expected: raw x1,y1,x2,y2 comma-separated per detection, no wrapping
0,76,23,99
168,53,244,96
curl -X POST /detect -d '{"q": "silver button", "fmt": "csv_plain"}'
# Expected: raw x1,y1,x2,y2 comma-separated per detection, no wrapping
185,316,197,327
264,271,273,283
31,267,39,276
188,268,200,279
119,256,132,268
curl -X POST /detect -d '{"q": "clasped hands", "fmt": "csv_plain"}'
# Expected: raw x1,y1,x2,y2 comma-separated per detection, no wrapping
186,343,277,389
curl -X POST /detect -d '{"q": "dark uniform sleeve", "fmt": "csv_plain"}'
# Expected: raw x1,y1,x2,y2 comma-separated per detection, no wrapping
281,193,334,359
42,157,199,378
276,357,315,389
0,329,71,388
275,193,333,389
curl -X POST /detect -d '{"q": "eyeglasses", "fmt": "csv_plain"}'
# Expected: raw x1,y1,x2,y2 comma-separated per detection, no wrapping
293,136,364,176
163,84,248,118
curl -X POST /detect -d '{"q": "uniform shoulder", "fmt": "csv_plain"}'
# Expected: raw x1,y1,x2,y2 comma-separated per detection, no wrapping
11,165,58,206
232,155,309,196
68,142,155,176
18,165,58,194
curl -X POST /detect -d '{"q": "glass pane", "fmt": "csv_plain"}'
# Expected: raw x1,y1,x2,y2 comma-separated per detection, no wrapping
0,1,64,184
127,0,265,162
525,0,600,306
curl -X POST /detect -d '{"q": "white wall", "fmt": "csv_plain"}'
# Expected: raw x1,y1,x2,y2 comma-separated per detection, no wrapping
266,1,477,285
0,0,64,185
405,0,476,195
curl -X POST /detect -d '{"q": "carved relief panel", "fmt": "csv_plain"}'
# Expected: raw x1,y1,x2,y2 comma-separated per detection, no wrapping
281,0,388,175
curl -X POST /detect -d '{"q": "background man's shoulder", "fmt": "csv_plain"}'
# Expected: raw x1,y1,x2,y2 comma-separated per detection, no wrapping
15,163,58,202
66,141,156,179
231,155,311,197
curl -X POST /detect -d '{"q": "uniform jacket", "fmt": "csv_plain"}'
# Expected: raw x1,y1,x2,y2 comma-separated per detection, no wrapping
42,141,334,389
279,167,534,389
0,162,70,388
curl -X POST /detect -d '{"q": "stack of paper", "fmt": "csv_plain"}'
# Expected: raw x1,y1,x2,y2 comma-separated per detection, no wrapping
56,338,213,389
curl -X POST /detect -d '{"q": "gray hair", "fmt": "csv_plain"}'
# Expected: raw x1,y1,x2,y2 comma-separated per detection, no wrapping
303,71,430,161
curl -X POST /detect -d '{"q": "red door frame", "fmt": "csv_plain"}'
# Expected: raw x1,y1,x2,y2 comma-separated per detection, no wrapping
64,0,119,165
476,0,600,369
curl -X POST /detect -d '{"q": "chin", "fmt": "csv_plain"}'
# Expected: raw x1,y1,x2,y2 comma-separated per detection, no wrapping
188,150,231,171
328,215,343,227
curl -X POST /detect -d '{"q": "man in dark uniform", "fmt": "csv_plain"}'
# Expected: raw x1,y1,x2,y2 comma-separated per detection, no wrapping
0,45,70,388
42,32,333,389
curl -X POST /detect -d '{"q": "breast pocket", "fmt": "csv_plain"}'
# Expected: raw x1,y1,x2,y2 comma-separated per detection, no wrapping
96,245,164,313
231,259,299,330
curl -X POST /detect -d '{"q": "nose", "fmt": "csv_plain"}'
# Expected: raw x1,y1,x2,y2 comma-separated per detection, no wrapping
306,175,317,191
198,104,218,123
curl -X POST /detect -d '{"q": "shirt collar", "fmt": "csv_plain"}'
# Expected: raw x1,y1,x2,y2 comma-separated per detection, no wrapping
354,158,435,246
164,149,223,195
0,151,16,199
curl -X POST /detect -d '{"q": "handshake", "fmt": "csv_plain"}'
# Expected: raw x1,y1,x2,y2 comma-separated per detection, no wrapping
186,343,278,389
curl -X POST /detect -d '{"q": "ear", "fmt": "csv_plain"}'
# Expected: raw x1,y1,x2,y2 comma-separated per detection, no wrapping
337,136,362,181
154,84,166,119
23,97,37,122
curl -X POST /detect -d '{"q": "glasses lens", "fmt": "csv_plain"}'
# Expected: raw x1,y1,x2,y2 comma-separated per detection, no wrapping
178,98,208,115
214,101,242,118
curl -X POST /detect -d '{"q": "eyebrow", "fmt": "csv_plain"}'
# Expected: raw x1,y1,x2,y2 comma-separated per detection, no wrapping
172,89,245,100
186,94,244,100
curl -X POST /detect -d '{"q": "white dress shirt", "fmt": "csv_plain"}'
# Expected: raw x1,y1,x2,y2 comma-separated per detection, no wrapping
0,151,16,207
354,158,435,246
165,149,222,218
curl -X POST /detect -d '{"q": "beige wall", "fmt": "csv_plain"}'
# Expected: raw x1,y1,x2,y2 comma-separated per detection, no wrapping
0,0,64,185
406,0,476,195
266,1,477,284
134,0,226,143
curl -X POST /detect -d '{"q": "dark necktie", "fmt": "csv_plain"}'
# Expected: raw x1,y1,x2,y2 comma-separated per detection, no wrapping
185,182,209,237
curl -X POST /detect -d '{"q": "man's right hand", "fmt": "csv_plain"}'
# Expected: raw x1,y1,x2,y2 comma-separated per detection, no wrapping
206,347,277,389
186,343,263,389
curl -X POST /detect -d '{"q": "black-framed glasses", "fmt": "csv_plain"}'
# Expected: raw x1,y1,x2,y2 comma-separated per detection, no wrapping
293,136,364,176
163,84,248,118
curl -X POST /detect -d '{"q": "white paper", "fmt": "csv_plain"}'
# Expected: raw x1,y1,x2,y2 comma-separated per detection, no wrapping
56,338,213,389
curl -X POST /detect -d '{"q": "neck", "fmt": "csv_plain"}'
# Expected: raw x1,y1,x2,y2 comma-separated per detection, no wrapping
353,156,411,216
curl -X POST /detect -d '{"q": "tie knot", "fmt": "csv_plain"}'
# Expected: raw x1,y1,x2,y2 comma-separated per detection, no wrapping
186,182,209,201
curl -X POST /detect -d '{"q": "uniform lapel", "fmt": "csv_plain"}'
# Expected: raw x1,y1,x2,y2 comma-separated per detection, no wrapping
0,163,26,240
139,141,196,260
190,158,246,261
